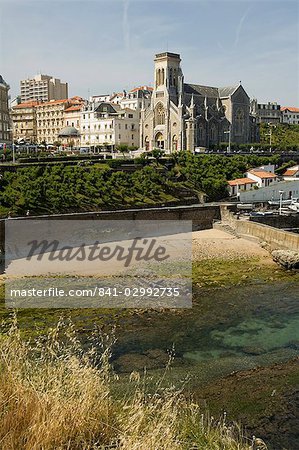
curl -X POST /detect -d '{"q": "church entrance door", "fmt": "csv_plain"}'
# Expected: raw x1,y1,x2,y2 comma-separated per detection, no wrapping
155,132,164,150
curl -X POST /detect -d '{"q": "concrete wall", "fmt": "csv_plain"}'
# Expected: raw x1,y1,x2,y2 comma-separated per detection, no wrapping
229,217,299,251
250,214,299,230
0,204,223,255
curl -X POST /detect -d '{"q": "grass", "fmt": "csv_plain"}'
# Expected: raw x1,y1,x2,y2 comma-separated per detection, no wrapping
0,315,262,450
192,257,298,287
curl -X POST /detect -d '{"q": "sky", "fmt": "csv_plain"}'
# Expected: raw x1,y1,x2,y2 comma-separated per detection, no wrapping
0,0,298,106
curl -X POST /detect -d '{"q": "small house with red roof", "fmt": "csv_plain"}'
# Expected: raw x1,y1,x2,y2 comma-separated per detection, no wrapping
281,107,299,125
283,165,299,181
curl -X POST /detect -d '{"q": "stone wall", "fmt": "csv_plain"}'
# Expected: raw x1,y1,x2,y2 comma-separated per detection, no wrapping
231,217,299,252
0,204,224,255
250,214,299,230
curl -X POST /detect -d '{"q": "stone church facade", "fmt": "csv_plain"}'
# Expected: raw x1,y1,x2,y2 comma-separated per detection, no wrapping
140,52,256,152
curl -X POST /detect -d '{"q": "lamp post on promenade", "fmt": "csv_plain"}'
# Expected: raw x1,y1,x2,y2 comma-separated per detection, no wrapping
279,190,284,216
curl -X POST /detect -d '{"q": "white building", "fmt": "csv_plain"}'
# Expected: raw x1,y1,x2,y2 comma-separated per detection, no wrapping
283,165,299,181
228,164,278,196
246,168,278,188
281,107,299,125
120,86,152,112
239,180,299,203
90,94,111,103
80,101,139,150
228,178,258,197
110,92,125,105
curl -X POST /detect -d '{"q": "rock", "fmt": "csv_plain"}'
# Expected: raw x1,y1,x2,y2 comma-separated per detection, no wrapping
288,340,299,350
271,250,299,270
242,346,267,355
113,348,171,373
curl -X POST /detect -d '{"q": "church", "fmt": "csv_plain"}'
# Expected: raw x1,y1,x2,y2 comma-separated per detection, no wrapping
140,52,257,152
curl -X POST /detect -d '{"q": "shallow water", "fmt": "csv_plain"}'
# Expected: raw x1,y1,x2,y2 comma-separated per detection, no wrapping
114,281,299,381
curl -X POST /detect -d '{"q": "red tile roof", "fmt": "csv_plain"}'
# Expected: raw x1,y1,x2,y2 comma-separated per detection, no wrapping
281,106,299,113
283,168,299,176
65,105,82,112
248,170,278,179
228,178,258,186
36,99,69,106
130,86,153,92
13,101,40,109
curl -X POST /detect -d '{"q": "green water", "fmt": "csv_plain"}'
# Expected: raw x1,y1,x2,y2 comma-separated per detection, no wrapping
113,281,299,382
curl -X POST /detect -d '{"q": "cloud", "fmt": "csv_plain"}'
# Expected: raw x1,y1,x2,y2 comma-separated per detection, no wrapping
234,7,251,48
122,0,131,51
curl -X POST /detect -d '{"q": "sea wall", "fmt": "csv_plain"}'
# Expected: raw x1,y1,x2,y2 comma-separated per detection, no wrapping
228,216,299,252
0,204,227,254
250,214,299,230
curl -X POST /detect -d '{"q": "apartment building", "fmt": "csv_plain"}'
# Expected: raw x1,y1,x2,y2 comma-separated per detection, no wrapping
35,96,84,144
250,99,281,123
80,101,139,150
120,86,152,112
11,101,40,143
0,75,10,145
20,74,68,102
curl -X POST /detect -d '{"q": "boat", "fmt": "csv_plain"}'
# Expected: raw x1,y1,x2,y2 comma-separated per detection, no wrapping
288,198,299,212
268,199,292,206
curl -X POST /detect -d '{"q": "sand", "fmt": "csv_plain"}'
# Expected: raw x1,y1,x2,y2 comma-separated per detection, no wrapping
192,228,273,264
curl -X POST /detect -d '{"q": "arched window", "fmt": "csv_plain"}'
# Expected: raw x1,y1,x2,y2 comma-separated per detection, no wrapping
199,123,205,143
172,135,178,151
161,68,165,85
235,108,245,135
169,68,173,86
156,69,161,87
145,136,150,151
155,103,165,125
210,123,217,142
173,69,177,87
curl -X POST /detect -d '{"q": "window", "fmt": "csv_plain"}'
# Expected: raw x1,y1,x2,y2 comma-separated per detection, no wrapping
235,108,245,135
128,114,133,118
155,103,165,125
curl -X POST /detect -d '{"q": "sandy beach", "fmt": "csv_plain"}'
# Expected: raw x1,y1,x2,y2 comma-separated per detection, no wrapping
192,228,273,264
3,227,275,280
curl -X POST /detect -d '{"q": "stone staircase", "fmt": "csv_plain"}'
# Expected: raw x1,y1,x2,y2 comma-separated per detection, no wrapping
213,221,240,238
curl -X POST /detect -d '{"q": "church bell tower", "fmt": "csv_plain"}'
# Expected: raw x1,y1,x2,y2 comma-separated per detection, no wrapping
154,52,183,106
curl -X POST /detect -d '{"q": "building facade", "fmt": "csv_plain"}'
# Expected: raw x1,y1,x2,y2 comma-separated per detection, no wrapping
80,101,139,149
11,101,40,143
281,107,299,125
20,74,68,103
250,100,281,123
35,96,84,144
140,52,254,153
120,86,152,113
0,75,10,145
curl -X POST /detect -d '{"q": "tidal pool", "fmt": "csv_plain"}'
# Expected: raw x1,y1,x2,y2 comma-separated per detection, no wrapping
113,281,299,383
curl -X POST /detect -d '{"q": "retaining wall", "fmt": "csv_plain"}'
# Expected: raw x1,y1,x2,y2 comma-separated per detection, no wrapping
229,217,299,251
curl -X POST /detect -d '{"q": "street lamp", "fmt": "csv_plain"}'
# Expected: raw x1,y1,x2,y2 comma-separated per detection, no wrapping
224,123,231,153
279,190,284,216
7,127,15,164
265,122,276,153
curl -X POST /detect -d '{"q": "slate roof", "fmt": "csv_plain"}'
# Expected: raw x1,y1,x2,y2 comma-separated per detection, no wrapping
185,83,241,98
218,85,239,98
184,83,219,98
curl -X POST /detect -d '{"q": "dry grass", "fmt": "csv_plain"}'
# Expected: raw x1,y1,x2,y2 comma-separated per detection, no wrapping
0,315,266,450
